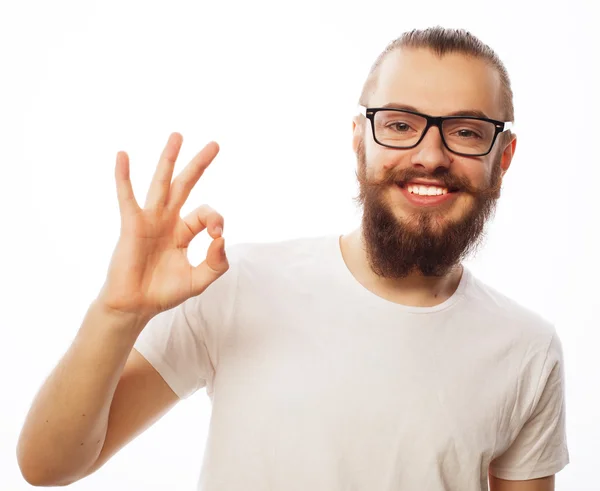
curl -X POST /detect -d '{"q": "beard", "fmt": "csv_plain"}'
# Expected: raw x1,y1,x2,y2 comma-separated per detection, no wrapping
355,140,503,278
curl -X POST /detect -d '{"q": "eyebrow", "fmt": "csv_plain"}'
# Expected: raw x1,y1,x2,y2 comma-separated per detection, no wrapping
380,102,491,120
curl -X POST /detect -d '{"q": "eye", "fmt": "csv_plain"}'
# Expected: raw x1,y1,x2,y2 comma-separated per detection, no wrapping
388,122,411,132
455,129,481,139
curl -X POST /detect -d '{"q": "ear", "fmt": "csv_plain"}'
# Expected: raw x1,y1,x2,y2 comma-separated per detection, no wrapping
352,115,362,154
499,133,517,178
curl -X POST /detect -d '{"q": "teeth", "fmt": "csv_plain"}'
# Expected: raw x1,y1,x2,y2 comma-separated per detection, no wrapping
407,184,448,196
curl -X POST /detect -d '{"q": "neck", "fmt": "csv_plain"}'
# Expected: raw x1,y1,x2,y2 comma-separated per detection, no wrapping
339,228,464,307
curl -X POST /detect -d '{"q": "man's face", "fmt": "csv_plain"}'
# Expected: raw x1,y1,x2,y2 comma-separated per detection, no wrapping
354,48,516,278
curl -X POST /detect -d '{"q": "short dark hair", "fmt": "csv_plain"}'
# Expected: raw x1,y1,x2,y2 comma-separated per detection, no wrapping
359,26,515,129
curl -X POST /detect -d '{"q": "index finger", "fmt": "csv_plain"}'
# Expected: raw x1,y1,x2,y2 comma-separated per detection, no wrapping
167,141,220,212
144,132,183,210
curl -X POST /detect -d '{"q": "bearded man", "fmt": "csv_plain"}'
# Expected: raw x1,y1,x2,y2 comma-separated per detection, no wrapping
18,27,568,491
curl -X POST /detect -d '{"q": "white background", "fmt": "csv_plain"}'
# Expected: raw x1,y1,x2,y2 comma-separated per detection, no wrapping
1,0,598,489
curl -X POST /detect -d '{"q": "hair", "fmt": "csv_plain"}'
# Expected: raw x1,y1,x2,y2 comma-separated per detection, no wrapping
359,26,514,145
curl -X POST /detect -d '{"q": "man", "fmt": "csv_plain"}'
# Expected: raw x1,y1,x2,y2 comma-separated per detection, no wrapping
17,27,568,490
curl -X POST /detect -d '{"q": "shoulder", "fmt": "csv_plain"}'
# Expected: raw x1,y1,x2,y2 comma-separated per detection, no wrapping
463,269,560,353
224,234,337,275
227,234,336,261
194,233,335,298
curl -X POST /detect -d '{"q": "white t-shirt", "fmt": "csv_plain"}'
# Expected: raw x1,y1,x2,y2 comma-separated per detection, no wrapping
134,234,569,490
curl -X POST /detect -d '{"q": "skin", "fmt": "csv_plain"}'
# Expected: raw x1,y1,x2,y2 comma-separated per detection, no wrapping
340,48,554,490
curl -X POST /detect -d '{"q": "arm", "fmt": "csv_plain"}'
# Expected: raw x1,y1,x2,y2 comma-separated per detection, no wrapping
17,133,228,486
489,332,568,486
80,346,180,478
16,302,179,486
489,474,554,491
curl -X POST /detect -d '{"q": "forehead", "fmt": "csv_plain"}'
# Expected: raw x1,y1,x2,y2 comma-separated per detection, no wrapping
371,48,503,120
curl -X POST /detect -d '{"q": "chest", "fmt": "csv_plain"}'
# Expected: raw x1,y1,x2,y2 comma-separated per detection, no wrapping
216,308,518,469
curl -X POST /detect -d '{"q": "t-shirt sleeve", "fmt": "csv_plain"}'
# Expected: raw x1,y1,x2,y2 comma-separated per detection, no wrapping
489,332,569,480
133,246,241,400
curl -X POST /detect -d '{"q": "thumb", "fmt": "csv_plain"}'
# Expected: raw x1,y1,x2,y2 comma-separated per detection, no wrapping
190,237,229,296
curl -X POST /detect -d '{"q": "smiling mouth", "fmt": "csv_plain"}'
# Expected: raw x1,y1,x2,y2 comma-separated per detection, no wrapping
397,182,461,196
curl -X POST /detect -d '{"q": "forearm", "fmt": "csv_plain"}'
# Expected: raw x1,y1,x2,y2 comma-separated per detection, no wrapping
17,300,150,486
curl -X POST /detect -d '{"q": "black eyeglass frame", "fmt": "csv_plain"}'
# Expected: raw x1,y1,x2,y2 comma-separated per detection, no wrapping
358,105,515,157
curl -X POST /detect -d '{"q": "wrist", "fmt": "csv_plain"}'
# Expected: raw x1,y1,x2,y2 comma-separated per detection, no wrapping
89,298,153,335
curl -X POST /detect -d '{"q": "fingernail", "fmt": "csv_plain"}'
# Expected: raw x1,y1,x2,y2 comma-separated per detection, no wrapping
215,226,223,236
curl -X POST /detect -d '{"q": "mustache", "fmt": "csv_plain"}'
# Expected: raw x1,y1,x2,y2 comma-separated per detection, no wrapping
354,139,504,200
357,165,501,198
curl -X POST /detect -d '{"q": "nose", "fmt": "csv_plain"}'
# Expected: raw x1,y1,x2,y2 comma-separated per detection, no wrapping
410,124,452,172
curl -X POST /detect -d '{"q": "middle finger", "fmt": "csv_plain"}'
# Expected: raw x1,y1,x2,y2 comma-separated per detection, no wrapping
167,141,220,212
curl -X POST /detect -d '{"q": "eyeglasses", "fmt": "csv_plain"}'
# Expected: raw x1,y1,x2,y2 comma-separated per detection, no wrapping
358,105,514,157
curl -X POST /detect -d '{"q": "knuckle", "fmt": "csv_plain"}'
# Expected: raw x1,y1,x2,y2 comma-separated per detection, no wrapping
201,206,223,223
197,203,213,214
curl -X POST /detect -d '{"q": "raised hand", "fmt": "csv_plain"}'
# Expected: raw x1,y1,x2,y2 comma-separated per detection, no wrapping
97,132,229,321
